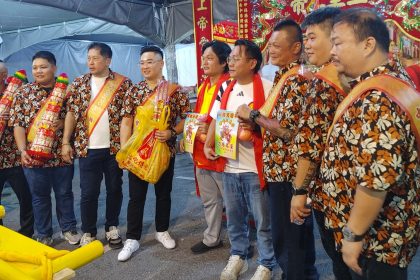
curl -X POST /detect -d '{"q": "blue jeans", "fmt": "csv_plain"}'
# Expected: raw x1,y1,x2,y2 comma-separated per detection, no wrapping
23,165,76,238
223,172,276,269
79,149,123,235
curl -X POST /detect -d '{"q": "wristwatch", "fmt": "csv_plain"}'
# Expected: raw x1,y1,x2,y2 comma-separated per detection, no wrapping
292,182,308,196
249,110,261,123
343,225,365,242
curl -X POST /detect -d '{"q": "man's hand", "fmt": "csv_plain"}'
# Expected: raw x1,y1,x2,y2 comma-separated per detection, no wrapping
342,239,363,276
197,121,209,135
236,104,252,121
53,119,64,130
178,139,185,153
204,145,219,160
290,194,311,224
20,151,43,167
155,129,172,142
61,144,73,163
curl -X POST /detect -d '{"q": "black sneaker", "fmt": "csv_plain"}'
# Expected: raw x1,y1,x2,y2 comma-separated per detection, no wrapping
106,226,123,249
191,241,223,254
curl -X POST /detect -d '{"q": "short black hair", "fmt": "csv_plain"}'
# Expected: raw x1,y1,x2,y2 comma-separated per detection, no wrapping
32,51,56,66
0,60,3,63
88,42,112,59
140,45,164,59
273,19,303,46
333,8,390,53
202,40,231,73
302,7,341,34
234,39,262,73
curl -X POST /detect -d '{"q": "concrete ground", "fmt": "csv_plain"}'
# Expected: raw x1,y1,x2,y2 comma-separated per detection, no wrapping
1,153,419,279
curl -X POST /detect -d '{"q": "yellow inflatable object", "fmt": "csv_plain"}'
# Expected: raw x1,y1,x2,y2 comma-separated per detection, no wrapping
0,205,5,219
0,205,104,280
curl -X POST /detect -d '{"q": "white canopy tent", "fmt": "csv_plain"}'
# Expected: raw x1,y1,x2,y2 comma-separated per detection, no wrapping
0,0,204,85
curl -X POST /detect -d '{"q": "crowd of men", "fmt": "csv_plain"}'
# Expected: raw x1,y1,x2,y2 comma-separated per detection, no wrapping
0,7,418,280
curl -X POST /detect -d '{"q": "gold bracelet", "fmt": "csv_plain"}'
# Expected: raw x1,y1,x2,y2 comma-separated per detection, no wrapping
62,143,71,146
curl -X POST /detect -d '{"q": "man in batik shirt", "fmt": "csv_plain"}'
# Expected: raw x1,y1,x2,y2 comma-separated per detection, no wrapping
62,42,132,248
289,8,352,280
320,8,419,280
237,20,317,280
117,46,190,262
11,51,78,245
0,60,34,237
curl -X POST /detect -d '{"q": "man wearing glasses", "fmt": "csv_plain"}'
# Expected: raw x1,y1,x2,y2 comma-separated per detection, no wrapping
117,46,190,262
205,39,275,280
237,20,317,280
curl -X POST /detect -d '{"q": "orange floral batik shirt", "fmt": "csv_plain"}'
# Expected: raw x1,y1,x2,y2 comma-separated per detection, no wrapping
296,62,347,211
263,61,309,182
320,61,419,268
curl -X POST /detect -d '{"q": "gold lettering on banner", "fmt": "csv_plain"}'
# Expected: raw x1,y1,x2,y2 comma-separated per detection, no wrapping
291,0,308,15
347,0,368,5
197,16,209,30
327,0,346,7
197,0,207,11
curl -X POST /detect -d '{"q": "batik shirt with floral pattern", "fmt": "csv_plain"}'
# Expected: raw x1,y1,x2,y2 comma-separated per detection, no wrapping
295,62,348,211
67,70,132,157
0,88,21,169
9,82,69,168
263,61,308,182
320,61,419,268
121,80,190,155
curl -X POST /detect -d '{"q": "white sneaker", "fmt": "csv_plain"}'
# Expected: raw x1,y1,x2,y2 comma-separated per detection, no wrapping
155,231,176,249
62,230,81,245
250,265,272,280
106,226,123,249
220,255,248,280
117,239,140,262
80,233,96,247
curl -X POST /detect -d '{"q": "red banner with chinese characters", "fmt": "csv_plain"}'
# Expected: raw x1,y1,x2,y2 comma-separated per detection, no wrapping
192,0,213,85
250,0,419,51
238,0,252,40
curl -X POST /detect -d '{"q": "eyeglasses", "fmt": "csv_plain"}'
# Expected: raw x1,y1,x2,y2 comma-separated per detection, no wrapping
138,59,162,67
227,56,253,64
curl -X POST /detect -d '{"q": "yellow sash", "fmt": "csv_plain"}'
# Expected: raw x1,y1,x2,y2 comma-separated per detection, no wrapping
133,83,179,129
326,74,420,157
259,66,300,117
87,73,126,137
27,94,53,143
314,63,346,98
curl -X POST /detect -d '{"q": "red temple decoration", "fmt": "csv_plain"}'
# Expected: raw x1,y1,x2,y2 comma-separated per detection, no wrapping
0,70,27,139
27,73,69,161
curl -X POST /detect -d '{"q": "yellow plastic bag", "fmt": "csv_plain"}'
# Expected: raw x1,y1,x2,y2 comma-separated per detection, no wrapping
116,101,171,184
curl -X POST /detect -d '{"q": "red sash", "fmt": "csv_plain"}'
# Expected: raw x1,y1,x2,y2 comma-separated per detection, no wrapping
193,74,229,172
220,74,266,189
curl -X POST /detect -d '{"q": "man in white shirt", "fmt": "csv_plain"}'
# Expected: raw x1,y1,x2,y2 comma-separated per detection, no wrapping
205,39,275,280
62,42,132,248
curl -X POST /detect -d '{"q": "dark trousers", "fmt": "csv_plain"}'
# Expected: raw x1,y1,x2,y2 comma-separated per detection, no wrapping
126,157,175,240
313,209,352,280
79,149,123,236
0,166,34,237
350,257,407,280
268,182,318,280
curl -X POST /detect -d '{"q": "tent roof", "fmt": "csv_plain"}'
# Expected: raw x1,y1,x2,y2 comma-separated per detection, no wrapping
0,0,87,32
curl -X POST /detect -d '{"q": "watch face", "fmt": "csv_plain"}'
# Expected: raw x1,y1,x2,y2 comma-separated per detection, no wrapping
343,226,352,240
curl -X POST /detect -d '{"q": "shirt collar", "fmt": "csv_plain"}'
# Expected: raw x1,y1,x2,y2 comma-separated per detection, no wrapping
348,60,401,89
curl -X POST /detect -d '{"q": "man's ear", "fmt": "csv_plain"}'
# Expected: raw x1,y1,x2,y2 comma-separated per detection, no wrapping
249,58,257,73
292,41,302,56
363,36,377,57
